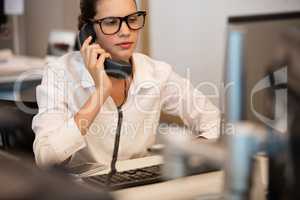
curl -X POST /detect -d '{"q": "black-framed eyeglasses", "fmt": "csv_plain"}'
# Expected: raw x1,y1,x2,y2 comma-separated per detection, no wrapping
92,11,147,35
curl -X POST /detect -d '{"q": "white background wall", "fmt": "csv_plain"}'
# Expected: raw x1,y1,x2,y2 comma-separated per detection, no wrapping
148,0,300,103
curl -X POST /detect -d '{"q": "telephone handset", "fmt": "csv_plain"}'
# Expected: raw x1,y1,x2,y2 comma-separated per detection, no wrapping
78,23,132,79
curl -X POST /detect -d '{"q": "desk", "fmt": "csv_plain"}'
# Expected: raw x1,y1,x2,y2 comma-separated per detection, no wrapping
84,156,267,200
0,56,45,78
114,171,223,200
0,56,45,102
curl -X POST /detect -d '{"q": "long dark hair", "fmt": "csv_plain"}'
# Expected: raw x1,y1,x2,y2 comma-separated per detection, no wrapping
78,0,137,31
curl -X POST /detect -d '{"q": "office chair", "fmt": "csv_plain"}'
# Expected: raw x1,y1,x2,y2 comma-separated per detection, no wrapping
0,100,37,154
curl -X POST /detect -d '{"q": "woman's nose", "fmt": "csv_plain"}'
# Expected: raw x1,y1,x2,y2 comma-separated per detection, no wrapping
118,21,130,36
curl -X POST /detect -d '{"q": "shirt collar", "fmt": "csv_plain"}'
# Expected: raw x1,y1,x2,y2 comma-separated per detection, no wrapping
77,52,158,94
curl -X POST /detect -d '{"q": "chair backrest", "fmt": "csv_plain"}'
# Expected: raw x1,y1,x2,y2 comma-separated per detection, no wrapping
0,99,37,153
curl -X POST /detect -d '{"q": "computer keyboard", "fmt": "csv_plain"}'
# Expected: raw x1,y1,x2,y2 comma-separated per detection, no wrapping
83,164,164,190
83,162,221,191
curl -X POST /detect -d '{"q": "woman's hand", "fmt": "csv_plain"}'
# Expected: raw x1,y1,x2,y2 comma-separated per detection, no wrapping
80,36,112,94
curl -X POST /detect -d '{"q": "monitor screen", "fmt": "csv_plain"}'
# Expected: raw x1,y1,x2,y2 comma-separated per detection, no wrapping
224,12,300,131
4,0,24,15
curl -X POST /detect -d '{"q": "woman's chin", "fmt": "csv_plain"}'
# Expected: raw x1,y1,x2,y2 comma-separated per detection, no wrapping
113,51,133,62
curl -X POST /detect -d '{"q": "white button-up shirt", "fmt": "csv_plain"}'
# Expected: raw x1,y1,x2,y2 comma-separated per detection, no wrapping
32,52,220,167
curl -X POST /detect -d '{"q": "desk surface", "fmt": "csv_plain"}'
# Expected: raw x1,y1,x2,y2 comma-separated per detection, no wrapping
84,155,267,200
0,55,45,84
114,171,224,200
0,56,45,101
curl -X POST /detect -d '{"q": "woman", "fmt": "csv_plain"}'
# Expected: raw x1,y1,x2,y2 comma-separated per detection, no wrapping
32,0,220,168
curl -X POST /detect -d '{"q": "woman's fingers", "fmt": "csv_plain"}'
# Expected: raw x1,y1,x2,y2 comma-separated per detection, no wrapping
79,38,109,74
88,44,101,62
88,48,106,69
88,44,102,61
80,37,92,65
80,36,92,52
81,37,104,66
96,53,111,69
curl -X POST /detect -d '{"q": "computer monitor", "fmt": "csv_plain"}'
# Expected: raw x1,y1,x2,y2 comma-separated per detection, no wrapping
3,0,24,15
224,12,300,130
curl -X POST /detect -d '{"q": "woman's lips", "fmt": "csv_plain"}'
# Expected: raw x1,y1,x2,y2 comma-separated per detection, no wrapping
116,42,133,49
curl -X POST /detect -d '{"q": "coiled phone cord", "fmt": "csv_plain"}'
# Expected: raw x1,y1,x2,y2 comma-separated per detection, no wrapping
106,79,129,185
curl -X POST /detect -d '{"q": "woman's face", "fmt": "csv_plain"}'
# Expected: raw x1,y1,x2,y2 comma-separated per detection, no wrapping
94,0,139,62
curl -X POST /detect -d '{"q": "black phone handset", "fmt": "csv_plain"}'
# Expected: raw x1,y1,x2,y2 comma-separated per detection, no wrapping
78,23,132,79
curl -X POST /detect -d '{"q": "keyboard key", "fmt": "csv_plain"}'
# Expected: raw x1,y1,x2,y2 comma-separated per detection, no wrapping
83,164,164,190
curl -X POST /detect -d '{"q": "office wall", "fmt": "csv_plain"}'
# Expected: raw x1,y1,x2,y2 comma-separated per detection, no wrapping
148,0,300,105
21,0,80,57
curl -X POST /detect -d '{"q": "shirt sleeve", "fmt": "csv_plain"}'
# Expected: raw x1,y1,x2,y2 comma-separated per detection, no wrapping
161,71,221,139
32,62,86,168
